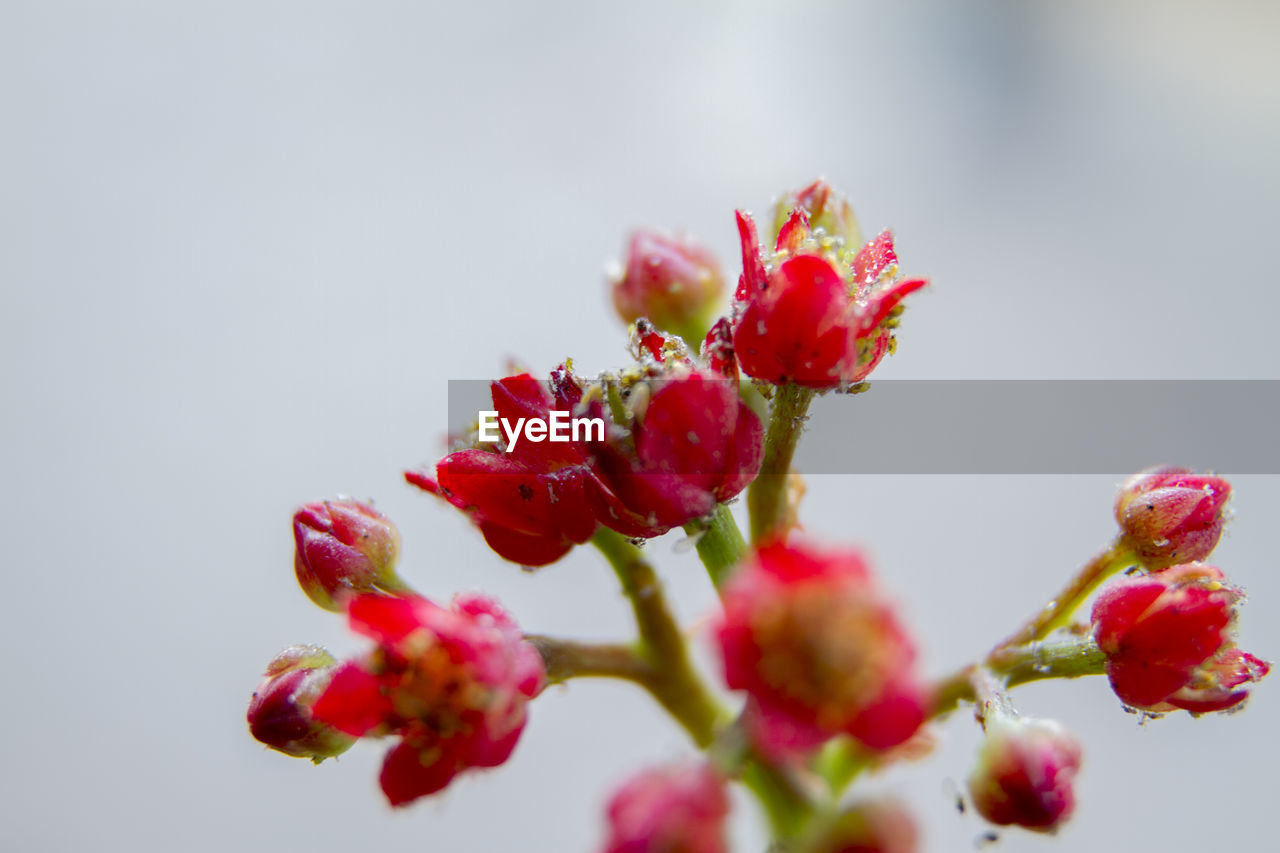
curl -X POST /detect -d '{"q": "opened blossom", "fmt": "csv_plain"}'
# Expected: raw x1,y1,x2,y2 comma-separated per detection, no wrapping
1091,563,1269,713
310,592,544,806
1114,466,1231,570
583,353,763,537
731,203,926,389
716,541,925,759
407,372,598,567
602,761,729,853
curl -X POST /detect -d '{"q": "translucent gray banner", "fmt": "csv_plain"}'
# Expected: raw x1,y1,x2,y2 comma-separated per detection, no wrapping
447,380,1279,474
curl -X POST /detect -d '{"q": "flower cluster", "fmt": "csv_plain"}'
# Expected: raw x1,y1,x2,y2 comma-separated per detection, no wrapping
408,351,762,567
311,592,544,805
245,181,1267,851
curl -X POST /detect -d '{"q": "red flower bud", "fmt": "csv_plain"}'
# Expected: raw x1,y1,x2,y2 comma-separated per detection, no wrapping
716,542,925,759
587,366,763,537
1091,563,1268,712
1114,466,1231,569
602,762,729,853
611,231,725,345
310,592,545,807
966,717,1082,832
771,179,863,248
731,209,926,389
807,799,918,853
293,500,403,611
247,645,355,763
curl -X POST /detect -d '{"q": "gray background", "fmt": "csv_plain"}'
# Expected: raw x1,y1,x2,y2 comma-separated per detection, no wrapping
2,1,1277,851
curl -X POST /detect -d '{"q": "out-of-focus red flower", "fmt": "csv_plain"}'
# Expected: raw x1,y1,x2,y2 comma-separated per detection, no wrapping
731,205,926,389
406,373,598,568
967,717,1082,832
247,645,355,763
585,363,763,537
310,592,544,806
1114,466,1231,569
611,231,725,344
293,500,404,611
770,179,862,248
806,799,918,853
715,541,925,759
602,762,729,853
1091,563,1269,713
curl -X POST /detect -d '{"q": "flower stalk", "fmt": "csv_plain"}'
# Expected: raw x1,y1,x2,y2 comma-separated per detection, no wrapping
747,384,815,544
591,527,725,747
989,541,1134,656
686,503,748,590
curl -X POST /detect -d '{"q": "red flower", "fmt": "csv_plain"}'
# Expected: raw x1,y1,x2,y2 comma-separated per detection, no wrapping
715,542,925,759
967,717,1082,832
310,592,545,806
585,363,763,537
731,205,926,389
1091,563,1269,713
1114,466,1231,569
611,231,725,345
602,762,729,853
247,645,355,763
406,373,598,567
293,500,404,611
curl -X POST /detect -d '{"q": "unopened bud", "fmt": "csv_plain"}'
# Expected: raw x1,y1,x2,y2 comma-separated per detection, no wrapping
611,231,725,345
806,799,917,853
602,761,728,853
967,717,1082,832
1115,466,1231,569
771,179,862,248
247,645,355,763
293,499,403,611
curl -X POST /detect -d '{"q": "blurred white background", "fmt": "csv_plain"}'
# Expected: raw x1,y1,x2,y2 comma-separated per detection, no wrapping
2,1,1277,850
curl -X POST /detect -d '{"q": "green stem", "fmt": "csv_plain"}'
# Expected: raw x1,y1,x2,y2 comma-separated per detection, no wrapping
929,636,1108,719
591,528,725,747
747,384,816,545
990,541,1134,656
685,503,748,590
707,715,813,841
524,635,652,685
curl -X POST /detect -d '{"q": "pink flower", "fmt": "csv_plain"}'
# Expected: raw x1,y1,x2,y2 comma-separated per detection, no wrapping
731,202,926,389
967,717,1082,832
310,592,545,806
611,230,725,344
716,542,925,759
1091,563,1269,713
1115,466,1231,569
293,500,403,611
602,762,729,853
